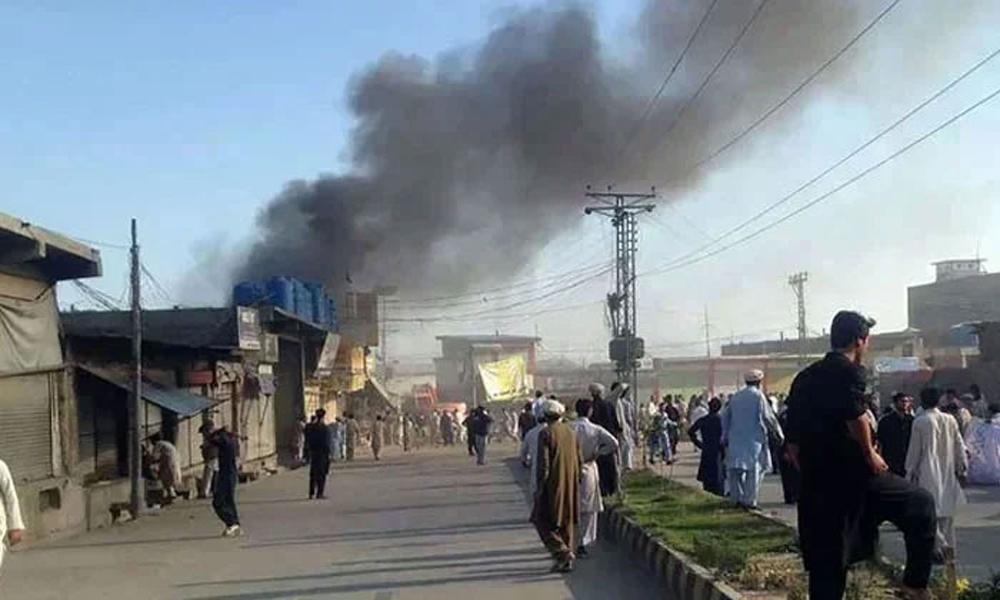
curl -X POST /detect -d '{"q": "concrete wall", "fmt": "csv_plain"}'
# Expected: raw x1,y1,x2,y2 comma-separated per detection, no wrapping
908,272,1000,331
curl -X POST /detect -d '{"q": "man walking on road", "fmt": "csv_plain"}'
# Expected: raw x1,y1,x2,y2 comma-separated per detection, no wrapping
786,311,936,600
206,424,242,537
0,457,25,573
345,413,360,462
722,369,782,509
305,410,332,499
464,407,493,465
589,383,621,497
571,398,618,557
371,414,385,461
877,392,914,477
531,400,581,574
906,387,967,560
518,402,536,441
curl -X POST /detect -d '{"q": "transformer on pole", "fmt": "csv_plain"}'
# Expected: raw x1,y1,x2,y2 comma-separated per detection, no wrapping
584,186,656,394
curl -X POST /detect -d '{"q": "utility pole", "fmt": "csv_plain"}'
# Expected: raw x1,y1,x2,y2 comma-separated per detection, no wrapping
703,305,711,358
788,271,809,367
129,219,145,517
584,186,656,397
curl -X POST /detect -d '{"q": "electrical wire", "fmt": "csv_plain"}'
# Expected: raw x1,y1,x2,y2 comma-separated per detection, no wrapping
644,0,773,170
610,0,722,177
657,0,905,189
643,75,1000,278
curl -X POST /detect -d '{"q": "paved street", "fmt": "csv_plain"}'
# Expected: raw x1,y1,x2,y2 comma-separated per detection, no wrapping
2,444,667,600
667,442,1000,582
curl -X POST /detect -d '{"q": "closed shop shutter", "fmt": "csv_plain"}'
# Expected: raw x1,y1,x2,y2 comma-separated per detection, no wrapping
0,372,54,482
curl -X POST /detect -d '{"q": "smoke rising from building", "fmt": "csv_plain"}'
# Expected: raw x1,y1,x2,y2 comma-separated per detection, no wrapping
234,1,879,296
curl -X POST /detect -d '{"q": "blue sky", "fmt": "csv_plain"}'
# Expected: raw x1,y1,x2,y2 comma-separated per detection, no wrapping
3,1,999,361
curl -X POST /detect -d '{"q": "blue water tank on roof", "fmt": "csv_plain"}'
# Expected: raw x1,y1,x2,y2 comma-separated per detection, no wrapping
292,279,312,321
233,281,266,306
305,282,326,325
265,277,295,313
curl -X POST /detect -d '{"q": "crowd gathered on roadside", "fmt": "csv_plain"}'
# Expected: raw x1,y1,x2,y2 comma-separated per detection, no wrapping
3,311,1000,598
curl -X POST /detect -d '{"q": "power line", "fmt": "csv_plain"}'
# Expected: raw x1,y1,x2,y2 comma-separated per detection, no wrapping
394,259,611,310
643,76,1000,278
394,260,609,306
643,45,1000,276
72,236,130,250
386,267,612,323
644,0,772,172
611,0,722,177
658,0,905,189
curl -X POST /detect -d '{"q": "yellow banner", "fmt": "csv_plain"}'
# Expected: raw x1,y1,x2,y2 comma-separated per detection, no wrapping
477,355,530,403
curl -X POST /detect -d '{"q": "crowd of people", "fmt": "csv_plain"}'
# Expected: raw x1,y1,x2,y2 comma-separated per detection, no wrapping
4,310,1000,595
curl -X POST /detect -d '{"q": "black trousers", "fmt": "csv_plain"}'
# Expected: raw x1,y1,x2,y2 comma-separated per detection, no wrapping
808,473,935,600
212,473,239,527
467,432,475,456
597,454,618,496
309,454,330,498
779,451,800,504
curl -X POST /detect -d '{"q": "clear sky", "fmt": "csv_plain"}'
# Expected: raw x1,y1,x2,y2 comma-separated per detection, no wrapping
3,0,999,363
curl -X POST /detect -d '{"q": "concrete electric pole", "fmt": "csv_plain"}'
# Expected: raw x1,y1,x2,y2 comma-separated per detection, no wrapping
788,271,809,366
584,186,656,395
129,219,145,517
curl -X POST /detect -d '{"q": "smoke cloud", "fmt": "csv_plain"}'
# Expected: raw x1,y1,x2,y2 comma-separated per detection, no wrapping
236,4,662,294
233,0,886,296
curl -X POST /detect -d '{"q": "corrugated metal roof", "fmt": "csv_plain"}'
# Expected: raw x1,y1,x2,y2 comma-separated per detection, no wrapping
62,308,238,349
76,364,215,417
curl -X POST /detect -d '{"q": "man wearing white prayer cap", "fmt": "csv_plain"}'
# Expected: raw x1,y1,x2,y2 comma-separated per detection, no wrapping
721,368,782,508
531,397,581,573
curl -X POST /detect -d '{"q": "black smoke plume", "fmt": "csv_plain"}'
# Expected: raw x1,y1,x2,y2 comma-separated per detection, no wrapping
236,4,659,294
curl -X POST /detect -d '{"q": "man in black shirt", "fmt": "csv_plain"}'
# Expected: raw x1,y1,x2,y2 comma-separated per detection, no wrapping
877,392,914,477
786,311,935,600
304,409,332,499
464,407,493,465
207,424,241,537
589,383,621,497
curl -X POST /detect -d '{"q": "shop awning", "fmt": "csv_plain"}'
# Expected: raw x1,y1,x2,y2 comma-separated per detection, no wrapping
76,364,215,417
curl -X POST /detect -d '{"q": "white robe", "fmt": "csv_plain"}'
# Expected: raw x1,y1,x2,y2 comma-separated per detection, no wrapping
571,418,619,547
905,408,968,518
966,415,1000,485
0,459,26,572
520,423,547,499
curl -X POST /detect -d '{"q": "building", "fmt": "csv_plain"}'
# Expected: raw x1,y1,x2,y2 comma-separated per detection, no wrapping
653,355,814,398
722,329,925,364
434,335,539,405
932,258,987,283
0,212,101,540
908,259,1000,332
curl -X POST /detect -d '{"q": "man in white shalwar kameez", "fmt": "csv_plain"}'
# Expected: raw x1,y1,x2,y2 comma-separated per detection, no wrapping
721,370,782,509
966,403,1000,485
572,398,619,556
520,421,548,501
906,387,968,558
151,433,183,500
1,458,26,574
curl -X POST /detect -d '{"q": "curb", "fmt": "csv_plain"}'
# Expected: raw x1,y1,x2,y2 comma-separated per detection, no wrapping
601,508,743,600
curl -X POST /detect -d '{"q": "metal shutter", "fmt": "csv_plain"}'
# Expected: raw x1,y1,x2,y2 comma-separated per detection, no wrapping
0,372,53,482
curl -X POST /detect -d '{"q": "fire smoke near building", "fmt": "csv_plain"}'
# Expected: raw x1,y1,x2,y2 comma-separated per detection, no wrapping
233,1,765,295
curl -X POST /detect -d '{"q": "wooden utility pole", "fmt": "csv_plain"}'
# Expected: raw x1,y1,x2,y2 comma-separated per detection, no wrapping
129,219,145,516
